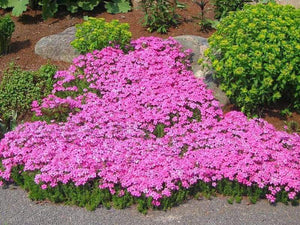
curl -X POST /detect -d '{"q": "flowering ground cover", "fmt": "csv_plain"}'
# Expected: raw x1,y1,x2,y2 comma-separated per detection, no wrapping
0,37,299,212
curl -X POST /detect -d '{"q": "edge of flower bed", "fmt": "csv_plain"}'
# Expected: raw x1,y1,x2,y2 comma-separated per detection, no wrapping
1,164,298,214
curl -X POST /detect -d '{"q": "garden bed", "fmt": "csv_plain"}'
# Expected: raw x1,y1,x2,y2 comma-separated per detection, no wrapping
0,0,299,213
0,1,299,131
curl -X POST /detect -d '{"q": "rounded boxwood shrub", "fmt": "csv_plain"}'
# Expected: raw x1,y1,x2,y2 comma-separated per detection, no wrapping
206,3,300,116
71,17,132,54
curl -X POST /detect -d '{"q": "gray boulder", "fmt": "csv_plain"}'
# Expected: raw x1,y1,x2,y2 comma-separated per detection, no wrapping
35,26,79,63
174,35,230,107
174,35,208,75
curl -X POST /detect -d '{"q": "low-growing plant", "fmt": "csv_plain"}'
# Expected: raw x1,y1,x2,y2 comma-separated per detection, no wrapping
205,3,300,116
0,37,299,213
1,165,298,213
140,0,182,33
0,14,15,55
71,17,132,54
0,63,57,126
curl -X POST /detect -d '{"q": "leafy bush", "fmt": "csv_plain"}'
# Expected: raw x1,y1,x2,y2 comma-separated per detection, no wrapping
0,37,299,212
0,63,57,126
0,14,15,55
0,0,103,19
206,3,300,115
71,17,132,54
140,0,181,33
104,0,131,14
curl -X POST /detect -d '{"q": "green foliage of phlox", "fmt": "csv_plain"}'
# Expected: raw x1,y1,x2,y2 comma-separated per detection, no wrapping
2,166,297,213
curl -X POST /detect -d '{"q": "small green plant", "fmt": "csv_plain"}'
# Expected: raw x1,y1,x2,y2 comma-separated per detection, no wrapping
211,0,253,19
104,0,131,14
193,0,219,31
0,14,15,55
71,17,132,54
0,63,57,127
140,0,182,34
206,3,300,116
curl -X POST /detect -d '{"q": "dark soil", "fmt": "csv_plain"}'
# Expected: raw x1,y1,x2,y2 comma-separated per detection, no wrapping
0,1,299,132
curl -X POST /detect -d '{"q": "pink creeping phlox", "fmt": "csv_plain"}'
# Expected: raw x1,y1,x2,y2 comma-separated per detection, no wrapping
0,37,299,205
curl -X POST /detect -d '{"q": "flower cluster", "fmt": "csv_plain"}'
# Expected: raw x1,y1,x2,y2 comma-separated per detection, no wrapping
0,37,299,206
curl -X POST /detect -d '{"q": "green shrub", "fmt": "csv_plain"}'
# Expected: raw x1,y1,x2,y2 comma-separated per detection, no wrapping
0,14,15,55
140,0,181,34
205,3,300,116
0,63,57,125
71,17,132,54
211,0,276,20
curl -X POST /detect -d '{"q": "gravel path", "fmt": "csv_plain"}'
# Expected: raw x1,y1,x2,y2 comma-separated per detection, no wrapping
0,185,299,225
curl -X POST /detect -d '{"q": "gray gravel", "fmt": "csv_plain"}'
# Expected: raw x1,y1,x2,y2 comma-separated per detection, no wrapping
0,186,299,225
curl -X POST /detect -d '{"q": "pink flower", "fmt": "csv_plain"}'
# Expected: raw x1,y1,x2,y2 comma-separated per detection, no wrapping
118,190,125,197
0,37,299,207
152,200,161,207
266,194,276,203
288,192,296,200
